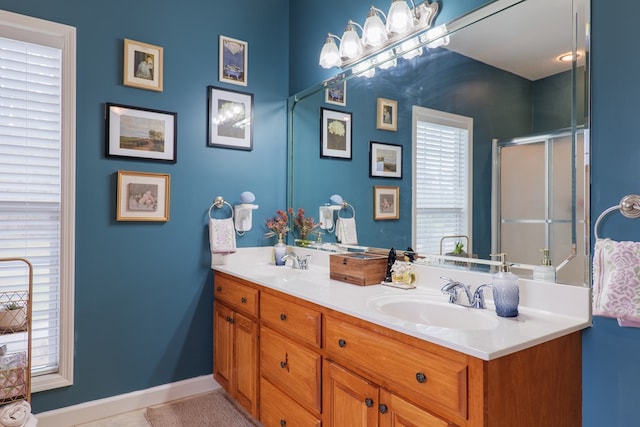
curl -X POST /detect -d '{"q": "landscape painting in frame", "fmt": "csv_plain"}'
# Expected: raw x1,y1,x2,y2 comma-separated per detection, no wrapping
325,80,346,106
219,35,247,86
369,141,402,178
106,103,177,163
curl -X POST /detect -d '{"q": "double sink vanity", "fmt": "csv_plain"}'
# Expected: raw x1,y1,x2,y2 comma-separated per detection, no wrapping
212,247,591,426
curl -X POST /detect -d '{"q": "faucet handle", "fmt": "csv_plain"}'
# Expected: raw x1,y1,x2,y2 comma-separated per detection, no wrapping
472,284,492,309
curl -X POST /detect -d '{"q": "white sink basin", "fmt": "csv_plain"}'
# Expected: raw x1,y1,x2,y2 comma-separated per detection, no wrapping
368,294,500,330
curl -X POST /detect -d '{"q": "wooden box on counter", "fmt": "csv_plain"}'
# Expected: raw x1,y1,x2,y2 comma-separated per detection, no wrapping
329,253,388,286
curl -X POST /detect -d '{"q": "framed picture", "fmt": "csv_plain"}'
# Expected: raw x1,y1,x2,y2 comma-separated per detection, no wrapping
207,86,254,150
369,141,402,179
325,80,346,106
116,170,170,222
320,107,352,160
219,35,247,86
376,97,398,131
373,186,399,220
106,103,177,163
123,39,163,92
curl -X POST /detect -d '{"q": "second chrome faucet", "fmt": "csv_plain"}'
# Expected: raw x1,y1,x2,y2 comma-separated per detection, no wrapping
440,277,490,309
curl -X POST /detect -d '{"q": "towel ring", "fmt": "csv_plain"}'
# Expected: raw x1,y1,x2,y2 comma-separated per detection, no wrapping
338,202,356,219
594,194,640,239
208,196,234,220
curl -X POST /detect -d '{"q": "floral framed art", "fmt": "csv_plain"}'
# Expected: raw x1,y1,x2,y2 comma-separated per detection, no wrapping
116,170,170,222
320,107,352,160
106,103,177,163
123,38,163,92
369,141,402,179
373,186,399,220
219,35,248,86
207,86,254,150
325,80,346,106
376,97,398,131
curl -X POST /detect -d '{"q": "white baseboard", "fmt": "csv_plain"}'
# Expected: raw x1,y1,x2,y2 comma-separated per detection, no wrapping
35,375,220,427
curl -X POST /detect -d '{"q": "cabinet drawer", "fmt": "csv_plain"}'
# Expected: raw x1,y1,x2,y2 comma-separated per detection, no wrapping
325,316,468,421
260,378,321,427
214,275,259,317
261,292,322,348
261,325,322,414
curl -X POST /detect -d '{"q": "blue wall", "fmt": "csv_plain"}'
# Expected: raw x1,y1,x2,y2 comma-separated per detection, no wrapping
584,0,640,426
0,0,289,412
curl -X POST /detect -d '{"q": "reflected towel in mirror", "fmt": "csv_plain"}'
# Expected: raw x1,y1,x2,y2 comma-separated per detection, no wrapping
336,217,358,245
593,238,640,326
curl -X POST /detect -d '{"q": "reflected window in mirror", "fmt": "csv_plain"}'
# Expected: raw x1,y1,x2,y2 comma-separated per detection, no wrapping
412,106,473,256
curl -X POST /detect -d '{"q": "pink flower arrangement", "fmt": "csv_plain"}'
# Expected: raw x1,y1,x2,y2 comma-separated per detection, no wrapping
265,209,290,240
291,207,320,240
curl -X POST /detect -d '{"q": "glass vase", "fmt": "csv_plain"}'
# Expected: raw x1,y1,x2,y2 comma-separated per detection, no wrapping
274,236,287,266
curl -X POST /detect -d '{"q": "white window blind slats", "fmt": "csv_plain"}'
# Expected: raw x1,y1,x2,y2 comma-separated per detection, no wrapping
0,37,61,377
413,107,472,256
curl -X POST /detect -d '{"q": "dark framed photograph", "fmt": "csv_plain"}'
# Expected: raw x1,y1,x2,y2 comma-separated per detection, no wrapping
376,97,398,131
207,86,253,150
105,103,177,163
374,186,399,220
116,170,170,222
325,80,346,106
320,107,352,160
123,39,163,92
219,35,247,86
369,141,402,179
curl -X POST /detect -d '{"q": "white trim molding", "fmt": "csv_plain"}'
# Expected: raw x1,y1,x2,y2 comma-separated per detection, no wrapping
35,376,220,427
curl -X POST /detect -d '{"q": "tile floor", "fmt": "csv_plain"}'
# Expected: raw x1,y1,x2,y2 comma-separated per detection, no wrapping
74,409,150,427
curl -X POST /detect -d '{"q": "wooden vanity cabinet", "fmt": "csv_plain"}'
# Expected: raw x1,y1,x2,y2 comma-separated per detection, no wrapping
259,291,322,427
213,274,259,418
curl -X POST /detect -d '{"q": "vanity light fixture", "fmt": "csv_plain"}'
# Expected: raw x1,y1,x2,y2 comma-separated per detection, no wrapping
318,0,442,77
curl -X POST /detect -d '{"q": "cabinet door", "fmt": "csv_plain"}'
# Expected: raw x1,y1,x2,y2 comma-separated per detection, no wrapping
213,301,233,391
233,310,259,417
378,389,453,427
324,360,379,427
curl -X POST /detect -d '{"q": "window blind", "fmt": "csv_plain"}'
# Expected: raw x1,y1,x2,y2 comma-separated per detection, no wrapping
0,36,62,376
413,108,472,256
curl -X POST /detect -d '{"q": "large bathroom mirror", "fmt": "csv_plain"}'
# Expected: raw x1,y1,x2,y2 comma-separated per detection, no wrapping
288,0,590,286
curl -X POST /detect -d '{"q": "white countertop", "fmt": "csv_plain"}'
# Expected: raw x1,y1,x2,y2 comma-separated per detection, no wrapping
212,247,591,360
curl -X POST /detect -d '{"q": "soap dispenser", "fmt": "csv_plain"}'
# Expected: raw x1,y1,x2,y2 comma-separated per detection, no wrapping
491,253,519,317
533,248,556,283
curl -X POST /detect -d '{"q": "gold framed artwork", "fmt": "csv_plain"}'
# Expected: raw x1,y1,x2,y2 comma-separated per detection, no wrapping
219,35,248,86
123,39,163,92
373,186,399,220
376,97,398,131
116,171,170,222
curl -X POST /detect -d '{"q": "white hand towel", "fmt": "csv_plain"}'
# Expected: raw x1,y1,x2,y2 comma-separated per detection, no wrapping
336,217,358,245
209,218,236,256
593,237,640,326
0,401,31,427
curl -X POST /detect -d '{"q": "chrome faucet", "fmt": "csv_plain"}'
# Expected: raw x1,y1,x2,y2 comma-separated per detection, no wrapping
281,252,311,270
440,277,490,309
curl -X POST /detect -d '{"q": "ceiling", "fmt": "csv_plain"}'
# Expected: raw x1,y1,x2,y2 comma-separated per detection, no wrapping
445,0,587,81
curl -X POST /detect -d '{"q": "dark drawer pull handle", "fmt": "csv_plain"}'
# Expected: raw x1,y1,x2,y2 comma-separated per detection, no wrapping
216,286,222,292
280,420,286,427
338,339,347,348
365,397,373,408
379,404,388,414
240,297,247,303
280,361,287,369
280,313,287,321
342,259,348,265
416,372,427,383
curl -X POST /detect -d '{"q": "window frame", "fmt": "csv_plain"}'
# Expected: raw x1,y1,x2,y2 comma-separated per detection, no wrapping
0,9,76,392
